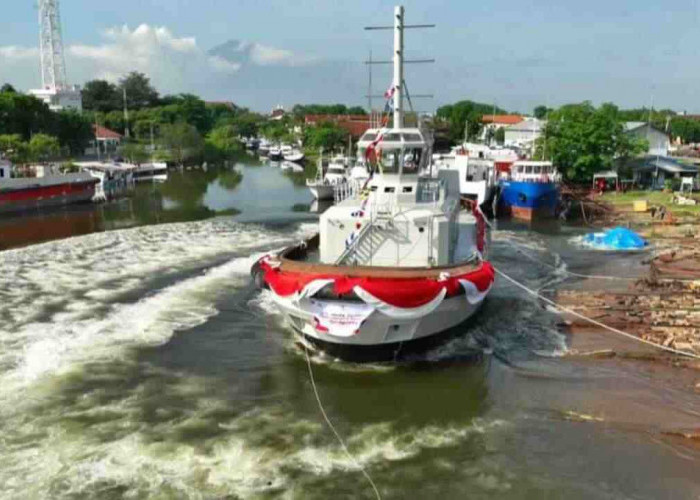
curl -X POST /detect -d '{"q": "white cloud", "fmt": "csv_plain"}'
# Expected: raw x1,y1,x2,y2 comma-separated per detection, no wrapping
0,46,39,60
0,24,312,98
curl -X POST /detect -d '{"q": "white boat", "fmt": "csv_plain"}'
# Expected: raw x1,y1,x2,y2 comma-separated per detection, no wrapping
283,148,305,163
281,161,304,173
307,154,349,200
268,146,283,161
252,6,494,361
436,153,496,208
133,162,168,182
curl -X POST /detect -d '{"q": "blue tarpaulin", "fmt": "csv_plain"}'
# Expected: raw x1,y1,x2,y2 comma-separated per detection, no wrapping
583,227,648,250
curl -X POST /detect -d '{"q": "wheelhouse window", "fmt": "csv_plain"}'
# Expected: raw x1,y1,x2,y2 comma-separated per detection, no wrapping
380,150,400,173
403,148,423,174
361,132,377,142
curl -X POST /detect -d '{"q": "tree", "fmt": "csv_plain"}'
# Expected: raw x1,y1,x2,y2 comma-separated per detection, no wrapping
119,72,159,110
436,100,507,144
28,134,60,163
0,134,28,164
122,143,150,164
537,102,647,183
494,127,505,145
159,123,203,166
303,122,349,151
533,105,552,119
230,112,260,138
53,110,93,155
82,80,121,112
0,92,54,140
207,125,242,156
1,83,17,93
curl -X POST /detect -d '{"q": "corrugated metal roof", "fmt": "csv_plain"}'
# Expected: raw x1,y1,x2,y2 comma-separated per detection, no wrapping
0,173,97,192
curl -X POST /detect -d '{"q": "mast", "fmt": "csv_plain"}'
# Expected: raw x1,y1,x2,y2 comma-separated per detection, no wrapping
393,6,404,130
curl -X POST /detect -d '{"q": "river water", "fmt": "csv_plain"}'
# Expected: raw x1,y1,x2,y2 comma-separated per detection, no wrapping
1,158,699,499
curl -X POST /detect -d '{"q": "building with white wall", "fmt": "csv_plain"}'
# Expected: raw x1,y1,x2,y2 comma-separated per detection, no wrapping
504,118,546,148
623,122,670,157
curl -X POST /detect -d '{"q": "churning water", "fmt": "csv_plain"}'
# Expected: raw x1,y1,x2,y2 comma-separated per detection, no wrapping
1,163,699,499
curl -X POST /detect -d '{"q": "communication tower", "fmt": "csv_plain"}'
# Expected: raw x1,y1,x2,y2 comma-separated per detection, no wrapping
29,0,82,111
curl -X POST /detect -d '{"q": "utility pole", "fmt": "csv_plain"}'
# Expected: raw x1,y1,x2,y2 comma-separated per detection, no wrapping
123,87,130,139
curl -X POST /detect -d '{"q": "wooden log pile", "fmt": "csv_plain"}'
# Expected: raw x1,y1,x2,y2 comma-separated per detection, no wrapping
555,276,700,356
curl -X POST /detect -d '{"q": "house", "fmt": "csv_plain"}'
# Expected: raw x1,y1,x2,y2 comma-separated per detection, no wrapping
480,115,524,142
503,117,546,149
85,125,123,157
625,155,698,189
624,122,670,157
270,105,286,120
304,114,372,140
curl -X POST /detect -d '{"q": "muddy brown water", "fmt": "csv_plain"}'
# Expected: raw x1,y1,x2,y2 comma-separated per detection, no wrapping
0,161,699,499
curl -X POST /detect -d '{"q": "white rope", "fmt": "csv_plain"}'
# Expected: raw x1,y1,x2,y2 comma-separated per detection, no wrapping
494,266,700,360
512,246,638,282
483,208,639,282
303,343,382,500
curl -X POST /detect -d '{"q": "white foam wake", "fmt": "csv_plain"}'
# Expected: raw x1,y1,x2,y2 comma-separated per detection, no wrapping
0,219,315,392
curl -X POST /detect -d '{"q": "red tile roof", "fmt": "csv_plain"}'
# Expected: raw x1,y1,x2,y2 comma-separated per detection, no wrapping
93,124,122,140
481,115,524,125
304,114,371,138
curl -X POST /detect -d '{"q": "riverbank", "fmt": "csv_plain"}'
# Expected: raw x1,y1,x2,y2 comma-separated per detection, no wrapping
553,189,700,387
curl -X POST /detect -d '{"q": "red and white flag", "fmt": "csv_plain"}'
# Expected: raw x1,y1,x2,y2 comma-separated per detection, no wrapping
384,84,395,99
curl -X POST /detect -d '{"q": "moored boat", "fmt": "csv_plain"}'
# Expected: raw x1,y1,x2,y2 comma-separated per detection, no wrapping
268,146,283,161
283,148,305,163
0,165,98,214
307,154,349,200
252,6,494,361
498,160,560,220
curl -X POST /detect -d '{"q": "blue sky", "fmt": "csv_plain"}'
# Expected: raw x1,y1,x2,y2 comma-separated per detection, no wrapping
2,0,700,113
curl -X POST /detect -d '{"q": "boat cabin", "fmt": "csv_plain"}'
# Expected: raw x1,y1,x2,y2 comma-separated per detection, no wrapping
319,126,478,268
0,160,11,180
510,161,558,183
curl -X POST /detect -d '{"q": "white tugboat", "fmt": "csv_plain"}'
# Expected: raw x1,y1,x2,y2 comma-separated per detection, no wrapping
252,6,494,361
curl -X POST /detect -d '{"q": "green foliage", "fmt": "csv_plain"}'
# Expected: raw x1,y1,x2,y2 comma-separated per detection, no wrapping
28,134,60,162
303,122,349,151
53,110,93,155
533,105,552,119
0,134,28,164
228,112,260,138
494,127,505,145
204,125,244,164
436,101,507,144
159,123,204,166
122,143,150,164
291,104,365,117
1,84,17,93
538,101,648,183
119,72,159,110
82,80,121,112
0,92,54,140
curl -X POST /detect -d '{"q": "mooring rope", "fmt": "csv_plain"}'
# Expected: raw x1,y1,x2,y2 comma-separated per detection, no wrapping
493,266,700,360
484,208,640,282
511,245,639,282
303,343,382,500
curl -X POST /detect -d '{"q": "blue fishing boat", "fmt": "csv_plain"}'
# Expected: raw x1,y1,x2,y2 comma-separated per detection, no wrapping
498,161,560,220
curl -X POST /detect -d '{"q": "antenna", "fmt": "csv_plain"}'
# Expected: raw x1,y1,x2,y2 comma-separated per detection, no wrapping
38,0,67,90
367,49,372,112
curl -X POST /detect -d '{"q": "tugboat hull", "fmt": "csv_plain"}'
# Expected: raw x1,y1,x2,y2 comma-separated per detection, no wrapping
277,293,488,362
253,238,494,362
